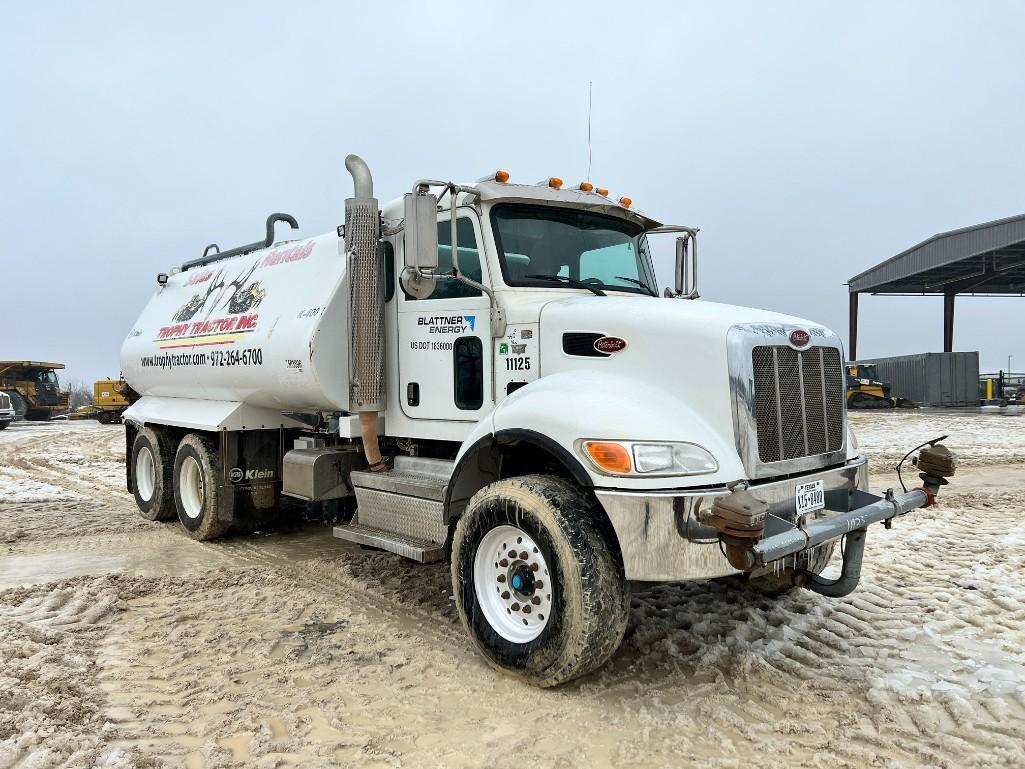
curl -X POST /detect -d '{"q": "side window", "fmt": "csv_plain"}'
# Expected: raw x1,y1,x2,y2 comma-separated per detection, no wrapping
453,337,484,409
408,217,482,300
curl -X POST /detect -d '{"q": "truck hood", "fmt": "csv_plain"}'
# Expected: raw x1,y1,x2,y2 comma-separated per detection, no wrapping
522,295,840,488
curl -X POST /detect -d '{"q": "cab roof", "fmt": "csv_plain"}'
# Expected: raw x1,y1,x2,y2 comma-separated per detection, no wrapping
0,361,65,370
381,179,663,232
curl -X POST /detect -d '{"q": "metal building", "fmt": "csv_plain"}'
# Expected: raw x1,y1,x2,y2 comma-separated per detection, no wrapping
855,352,979,407
847,213,1025,359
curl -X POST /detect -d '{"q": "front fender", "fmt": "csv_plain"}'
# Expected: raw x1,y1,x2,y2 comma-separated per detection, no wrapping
487,371,744,491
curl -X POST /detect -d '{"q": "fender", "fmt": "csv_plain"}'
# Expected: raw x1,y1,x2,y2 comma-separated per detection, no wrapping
447,371,745,516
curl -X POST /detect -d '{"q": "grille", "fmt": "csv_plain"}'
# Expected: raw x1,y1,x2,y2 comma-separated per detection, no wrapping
752,346,844,464
0,393,9,409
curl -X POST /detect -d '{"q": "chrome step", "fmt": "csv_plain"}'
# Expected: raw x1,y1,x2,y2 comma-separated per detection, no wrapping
347,456,454,555
332,522,446,563
349,455,452,502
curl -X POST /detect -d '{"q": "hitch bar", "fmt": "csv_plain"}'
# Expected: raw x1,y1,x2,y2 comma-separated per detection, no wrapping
751,487,928,566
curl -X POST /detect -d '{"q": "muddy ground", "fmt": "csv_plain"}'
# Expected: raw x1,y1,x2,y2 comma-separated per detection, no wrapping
1,412,1024,768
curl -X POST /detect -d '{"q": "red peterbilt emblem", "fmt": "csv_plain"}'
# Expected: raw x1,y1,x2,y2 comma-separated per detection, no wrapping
789,329,811,348
594,336,627,354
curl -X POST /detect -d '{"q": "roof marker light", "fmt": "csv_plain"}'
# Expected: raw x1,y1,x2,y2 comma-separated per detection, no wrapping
548,177,564,190
596,187,609,196
578,182,594,192
495,170,510,183
619,196,633,208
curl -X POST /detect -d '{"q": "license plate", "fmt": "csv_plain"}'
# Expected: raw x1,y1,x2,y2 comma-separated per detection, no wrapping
795,480,825,515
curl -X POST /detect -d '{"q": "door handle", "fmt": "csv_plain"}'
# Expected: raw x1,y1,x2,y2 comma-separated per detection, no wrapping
407,382,420,407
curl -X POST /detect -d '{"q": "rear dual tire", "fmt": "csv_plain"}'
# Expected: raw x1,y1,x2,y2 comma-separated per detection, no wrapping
452,475,630,688
172,434,227,541
131,427,177,521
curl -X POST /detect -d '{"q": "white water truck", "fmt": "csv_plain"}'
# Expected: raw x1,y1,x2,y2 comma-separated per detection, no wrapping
120,156,956,686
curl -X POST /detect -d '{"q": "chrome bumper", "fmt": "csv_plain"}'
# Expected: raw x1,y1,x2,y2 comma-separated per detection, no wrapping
0,409,14,422
594,457,869,582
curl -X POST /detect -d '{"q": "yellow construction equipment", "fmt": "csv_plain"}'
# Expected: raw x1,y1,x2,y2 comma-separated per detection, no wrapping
0,361,70,420
93,378,130,423
846,363,913,409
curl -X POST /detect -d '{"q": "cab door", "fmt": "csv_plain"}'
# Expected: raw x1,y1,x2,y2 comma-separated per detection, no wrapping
397,211,493,422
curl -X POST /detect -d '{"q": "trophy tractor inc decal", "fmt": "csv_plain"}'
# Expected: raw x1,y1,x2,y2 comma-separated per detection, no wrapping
139,240,314,369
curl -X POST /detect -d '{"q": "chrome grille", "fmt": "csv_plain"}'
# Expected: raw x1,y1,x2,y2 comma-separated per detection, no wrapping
752,346,844,464
0,392,9,409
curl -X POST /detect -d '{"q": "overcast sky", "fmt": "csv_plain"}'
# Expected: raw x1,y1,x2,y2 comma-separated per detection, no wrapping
3,1,1023,387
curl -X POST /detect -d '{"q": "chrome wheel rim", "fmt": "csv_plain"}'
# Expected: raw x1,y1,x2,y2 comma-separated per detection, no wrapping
179,456,204,519
135,446,155,502
473,524,552,643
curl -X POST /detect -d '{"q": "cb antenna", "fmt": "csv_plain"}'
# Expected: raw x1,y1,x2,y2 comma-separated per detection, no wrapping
586,81,593,183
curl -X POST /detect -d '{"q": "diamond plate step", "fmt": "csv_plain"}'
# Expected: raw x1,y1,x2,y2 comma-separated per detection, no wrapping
332,522,446,563
349,456,452,502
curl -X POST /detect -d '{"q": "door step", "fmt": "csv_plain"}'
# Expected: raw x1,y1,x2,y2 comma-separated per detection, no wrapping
332,522,447,563
335,456,454,562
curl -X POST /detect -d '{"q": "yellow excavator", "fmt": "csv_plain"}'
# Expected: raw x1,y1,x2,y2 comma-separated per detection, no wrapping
846,363,914,409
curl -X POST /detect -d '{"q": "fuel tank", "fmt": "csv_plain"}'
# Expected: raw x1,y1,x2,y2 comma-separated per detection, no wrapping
120,233,352,412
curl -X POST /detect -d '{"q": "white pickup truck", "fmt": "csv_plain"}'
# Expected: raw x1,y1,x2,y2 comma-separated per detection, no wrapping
119,155,955,686
0,392,14,429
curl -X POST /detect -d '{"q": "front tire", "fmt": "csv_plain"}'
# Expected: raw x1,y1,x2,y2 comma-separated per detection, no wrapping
173,433,227,541
131,427,177,521
452,475,630,688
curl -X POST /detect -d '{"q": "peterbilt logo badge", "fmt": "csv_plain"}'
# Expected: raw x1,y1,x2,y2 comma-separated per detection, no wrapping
593,336,627,354
788,329,811,349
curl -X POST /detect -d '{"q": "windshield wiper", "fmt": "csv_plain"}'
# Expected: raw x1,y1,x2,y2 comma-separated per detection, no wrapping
614,276,657,296
526,274,606,296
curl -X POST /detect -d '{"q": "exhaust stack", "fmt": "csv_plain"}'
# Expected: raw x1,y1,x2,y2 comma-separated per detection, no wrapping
344,154,385,468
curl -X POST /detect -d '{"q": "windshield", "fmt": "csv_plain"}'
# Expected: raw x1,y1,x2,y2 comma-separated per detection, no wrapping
490,204,656,295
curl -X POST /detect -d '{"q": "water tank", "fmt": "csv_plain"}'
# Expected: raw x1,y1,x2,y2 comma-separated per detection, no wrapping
120,233,351,412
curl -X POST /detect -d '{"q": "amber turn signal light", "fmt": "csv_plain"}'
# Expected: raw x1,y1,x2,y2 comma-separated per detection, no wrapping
583,441,633,474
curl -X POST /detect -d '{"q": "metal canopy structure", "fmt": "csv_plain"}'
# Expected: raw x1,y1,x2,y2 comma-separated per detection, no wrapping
847,213,1025,359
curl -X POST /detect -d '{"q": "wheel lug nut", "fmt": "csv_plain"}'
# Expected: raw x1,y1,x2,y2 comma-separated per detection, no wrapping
497,574,506,583
501,591,510,600
511,603,520,612
529,563,539,572
523,605,531,614
499,559,508,567
531,596,541,605
518,551,528,560
534,580,543,589
508,549,517,558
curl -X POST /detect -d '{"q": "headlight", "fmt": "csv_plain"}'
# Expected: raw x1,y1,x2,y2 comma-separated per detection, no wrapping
579,440,718,477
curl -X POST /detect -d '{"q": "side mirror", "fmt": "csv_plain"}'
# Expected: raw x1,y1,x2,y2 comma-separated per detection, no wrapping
403,192,438,270
673,231,699,299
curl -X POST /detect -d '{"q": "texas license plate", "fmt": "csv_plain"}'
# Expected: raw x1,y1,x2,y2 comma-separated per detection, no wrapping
795,480,825,515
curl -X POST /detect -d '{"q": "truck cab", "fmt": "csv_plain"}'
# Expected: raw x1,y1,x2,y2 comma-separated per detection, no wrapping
119,157,954,687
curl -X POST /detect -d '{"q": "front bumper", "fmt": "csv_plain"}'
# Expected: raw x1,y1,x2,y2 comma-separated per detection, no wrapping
595,457,869,582
0,409,14,423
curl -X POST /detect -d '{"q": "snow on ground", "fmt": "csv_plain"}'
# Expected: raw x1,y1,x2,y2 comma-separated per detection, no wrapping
850,408,1025,472
0,413,1023,768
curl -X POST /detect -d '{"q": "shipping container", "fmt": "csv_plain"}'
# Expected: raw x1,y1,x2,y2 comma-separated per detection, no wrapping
854,352,979,407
